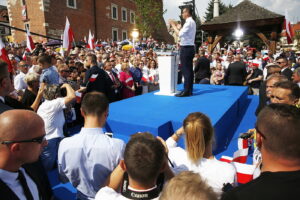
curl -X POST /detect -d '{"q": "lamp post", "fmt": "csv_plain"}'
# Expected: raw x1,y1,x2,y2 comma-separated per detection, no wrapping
131,29,139,49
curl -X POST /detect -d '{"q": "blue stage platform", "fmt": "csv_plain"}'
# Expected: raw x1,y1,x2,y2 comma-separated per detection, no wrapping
49,84,259,200
106,84,248,154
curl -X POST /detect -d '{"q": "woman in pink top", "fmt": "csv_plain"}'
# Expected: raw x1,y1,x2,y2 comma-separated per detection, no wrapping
119,63,135,99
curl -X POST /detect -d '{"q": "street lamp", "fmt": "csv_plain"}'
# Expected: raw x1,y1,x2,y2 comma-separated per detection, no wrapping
131,29,139,48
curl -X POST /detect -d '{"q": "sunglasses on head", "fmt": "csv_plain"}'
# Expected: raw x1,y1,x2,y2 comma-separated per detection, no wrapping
1,135,46,145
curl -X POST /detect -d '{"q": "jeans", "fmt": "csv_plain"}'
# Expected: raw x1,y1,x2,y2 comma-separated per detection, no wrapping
40,137,62,171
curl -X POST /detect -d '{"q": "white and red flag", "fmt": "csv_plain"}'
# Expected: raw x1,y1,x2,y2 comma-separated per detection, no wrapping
26,27,35,52
88,30,95,49
285,10,294,44
89,74,98,82
0,39,13,73
62,17,75,51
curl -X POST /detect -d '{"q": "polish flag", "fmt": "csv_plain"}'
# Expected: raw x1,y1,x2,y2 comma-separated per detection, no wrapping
232,162,256,184
26,27,35,52
238,138,248,150
263,55,269,61
88,30,95,49
22,51,27,61
149,76,154,82
252,60,261,68
125,77,133,85
62,17,75,51
0,39,13,73
232,148,249,164
89,74,98,82
219,156,233,163
285,10,294,44
75,91,82,103
141,76,149,83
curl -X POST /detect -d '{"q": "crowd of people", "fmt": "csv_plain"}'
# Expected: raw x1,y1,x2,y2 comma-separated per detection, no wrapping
0,34,300,200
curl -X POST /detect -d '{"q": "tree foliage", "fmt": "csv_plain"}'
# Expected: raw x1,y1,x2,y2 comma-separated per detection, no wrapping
133,0,165,37
204,0,233,22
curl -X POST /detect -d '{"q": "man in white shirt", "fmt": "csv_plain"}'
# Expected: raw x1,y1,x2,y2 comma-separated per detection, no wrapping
14,61,29,92
95,132,174,200
0,110,52,200
169,7,196,97
58,92,125,200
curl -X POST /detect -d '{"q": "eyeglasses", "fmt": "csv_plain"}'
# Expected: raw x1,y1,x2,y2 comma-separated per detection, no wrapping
255,125,266,139
276,62,284,64
0,135,46,145
62,70,70,73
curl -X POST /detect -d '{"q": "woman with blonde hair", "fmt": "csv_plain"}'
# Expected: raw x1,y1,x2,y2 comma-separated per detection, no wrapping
165,112,236,195
119,62,135,99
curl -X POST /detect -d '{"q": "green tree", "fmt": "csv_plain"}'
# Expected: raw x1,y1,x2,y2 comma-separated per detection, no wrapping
204,0,233,22
133,0,165,37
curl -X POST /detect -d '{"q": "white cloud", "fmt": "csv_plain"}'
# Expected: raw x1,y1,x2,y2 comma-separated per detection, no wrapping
164,0,300,23
0,0,6,6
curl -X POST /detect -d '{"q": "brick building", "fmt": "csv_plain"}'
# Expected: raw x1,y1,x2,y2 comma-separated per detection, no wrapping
7,0,137,43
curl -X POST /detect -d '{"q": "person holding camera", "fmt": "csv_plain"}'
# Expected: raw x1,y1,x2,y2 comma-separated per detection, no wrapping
37,83,75,171
95,132,174,200
165,112,236,195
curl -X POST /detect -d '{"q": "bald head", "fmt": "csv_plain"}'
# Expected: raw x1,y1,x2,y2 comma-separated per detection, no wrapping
0,110,44,141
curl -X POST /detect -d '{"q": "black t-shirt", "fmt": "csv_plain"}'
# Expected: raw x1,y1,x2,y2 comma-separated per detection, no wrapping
249,68,263,88
221,170,300,200
22,89,37,108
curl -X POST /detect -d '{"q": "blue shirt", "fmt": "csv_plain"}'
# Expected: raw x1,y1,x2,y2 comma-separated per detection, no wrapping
57,128,125,200
40,66,59,85
130,67,142,83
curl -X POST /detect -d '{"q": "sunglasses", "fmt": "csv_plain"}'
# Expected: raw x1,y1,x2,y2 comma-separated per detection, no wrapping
276,62,284,64
1,135,46,145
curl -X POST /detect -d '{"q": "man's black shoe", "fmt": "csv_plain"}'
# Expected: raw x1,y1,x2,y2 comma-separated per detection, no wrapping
175,91,191,97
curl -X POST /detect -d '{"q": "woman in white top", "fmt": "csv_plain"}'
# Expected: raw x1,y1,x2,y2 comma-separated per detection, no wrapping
166,112,236,195
148,60,159,92
37,83,75,171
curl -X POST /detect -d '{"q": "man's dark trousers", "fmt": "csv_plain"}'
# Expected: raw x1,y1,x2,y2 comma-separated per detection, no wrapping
180,46,195,94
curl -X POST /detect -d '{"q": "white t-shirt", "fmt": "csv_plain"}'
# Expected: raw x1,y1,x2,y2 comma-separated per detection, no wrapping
95,186,159,200
166,138,236,195
14,72,27,91
37,98,66,140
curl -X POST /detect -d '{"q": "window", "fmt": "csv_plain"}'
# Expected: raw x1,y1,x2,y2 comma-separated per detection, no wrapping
111,4,118,20
130,10,135,24
67,0,77,9
121,7,127,22
122,30,128,40
112,28,118,41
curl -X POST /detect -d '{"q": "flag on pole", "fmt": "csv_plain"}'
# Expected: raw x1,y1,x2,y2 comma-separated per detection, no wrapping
0,39,13,73
62,17,75,51
88,30,95,49
285,10,294,44
26,27,35,52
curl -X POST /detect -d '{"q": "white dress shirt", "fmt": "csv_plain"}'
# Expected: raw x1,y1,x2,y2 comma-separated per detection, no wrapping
58,127,126,200
166,138,236,195
37,98,66,140
95,186,159,200
0,168,39,200
14,72,27,91
179,17,196,46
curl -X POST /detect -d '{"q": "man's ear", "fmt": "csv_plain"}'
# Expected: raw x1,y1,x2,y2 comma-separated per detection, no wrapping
80,108,85,118
10,143,21,153
120,160,127,171
256,132,263,150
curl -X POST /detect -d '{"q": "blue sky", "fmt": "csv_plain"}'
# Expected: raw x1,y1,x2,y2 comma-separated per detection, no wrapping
163,0,300,23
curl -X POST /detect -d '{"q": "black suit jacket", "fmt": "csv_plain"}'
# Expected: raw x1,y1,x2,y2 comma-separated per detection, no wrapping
104,71,121,102
255,81,268,116
0,99,12,114
0,161,52,200
194,56,211,81
226,61,247,85
281,68,293,80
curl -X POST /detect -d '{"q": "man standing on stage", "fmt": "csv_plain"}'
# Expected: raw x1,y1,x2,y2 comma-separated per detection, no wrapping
169,7,196,97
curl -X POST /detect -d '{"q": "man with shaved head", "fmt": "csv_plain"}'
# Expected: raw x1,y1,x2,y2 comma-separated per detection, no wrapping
0,110,52,199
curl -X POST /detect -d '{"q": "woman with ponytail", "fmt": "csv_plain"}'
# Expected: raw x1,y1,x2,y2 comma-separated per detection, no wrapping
165,112,236,195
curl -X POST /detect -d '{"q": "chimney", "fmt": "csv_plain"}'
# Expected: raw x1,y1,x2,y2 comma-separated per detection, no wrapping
213,0,220,18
